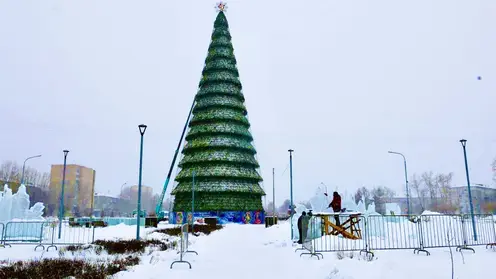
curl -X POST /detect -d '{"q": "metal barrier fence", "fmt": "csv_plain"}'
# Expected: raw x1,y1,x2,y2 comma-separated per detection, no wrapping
301,213,496,259
0,223,4,248
366,215,429,254
0,221,95,251
170,224,198,269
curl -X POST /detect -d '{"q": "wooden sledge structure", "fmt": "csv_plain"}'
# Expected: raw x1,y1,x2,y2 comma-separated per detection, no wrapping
314,212,362,240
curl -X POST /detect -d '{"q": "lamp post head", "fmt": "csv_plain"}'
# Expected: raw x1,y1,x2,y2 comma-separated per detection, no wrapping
388,151,393,154
460,139,467,147
138,124,147,136
288,149,294,153
63,150,69,157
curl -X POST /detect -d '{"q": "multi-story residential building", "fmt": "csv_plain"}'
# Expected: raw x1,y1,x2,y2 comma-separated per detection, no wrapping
49,164,96,217
449,185,496,214
93,192,135,217
129,185,154,212
129,185,153,198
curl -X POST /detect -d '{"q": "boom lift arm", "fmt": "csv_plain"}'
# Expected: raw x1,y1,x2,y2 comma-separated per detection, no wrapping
156,99,196,219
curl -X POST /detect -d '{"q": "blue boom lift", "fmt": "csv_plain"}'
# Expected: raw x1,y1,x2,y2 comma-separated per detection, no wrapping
156,99,195,220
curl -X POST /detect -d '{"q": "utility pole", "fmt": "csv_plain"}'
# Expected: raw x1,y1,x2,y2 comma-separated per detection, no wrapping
288,149,294,240
272,168,276,225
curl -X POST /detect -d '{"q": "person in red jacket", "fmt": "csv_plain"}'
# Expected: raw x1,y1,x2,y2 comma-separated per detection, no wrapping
328,191,342,226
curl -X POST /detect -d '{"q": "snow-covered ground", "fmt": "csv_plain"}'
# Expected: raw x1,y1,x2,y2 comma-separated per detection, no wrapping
1,220,495,278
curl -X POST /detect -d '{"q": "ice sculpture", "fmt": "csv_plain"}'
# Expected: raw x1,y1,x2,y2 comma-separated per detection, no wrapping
385,203,402,215
309,186,330,213
294,189,394,241
0,185,13,223
11,184,31,219
1,184,46,240
362,201,385,237
357,198,366,214
342,193,357,212
1,184,45,222
365,202,379,217
25,203,45,220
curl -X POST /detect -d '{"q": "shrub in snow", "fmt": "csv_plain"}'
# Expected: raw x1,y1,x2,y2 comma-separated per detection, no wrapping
0,256,139,279
59,239,170,257
93,239,169,254
154,224,223,236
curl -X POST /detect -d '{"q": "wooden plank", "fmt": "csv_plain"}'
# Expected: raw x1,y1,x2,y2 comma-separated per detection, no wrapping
322,215,362,240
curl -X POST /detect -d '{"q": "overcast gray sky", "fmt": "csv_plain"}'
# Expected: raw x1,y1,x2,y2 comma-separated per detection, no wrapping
1,0,495,205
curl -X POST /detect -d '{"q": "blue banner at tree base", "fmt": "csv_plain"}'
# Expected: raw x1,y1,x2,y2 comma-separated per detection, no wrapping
169,210,265,225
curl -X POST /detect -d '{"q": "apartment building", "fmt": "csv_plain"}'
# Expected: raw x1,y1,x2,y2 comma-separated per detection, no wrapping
49,164,96,217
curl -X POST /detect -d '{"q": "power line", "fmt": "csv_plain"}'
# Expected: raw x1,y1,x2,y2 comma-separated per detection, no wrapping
280,164,289,177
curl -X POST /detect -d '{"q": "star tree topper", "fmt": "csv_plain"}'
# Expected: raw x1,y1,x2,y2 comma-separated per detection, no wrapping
216,1,228,12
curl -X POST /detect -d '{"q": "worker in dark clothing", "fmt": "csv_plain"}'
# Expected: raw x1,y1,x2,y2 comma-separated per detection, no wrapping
297,211,307,244
328,191,342,226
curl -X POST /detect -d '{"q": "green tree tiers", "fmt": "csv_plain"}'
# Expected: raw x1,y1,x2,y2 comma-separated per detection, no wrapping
171,11,265,212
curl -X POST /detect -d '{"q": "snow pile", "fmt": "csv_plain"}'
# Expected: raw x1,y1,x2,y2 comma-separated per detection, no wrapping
421,210,443,215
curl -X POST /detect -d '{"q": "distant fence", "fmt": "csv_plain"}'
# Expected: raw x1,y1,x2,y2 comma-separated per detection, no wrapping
170,224,198,269
102,217,145,226
0,221,95,251
70,217,145,227
300,213,496,259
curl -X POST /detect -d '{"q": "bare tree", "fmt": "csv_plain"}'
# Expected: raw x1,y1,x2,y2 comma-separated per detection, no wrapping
436,172,453,201
278,199,291,215
410,174,426,210
371,186,396,202
421,171,438,200
354,189,363,205
447,223,455,279
38,172,50,189
384,187,396,199
432,172,457,213
0,160,50,190
0,160,20,182
23,166,39,185
361,187,372,207
371,186,385,202
355,187,372,206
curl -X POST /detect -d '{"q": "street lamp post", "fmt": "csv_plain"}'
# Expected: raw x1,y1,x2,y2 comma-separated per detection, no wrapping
136,124,147,240
21,154,42,185
460,139,477,241
288,149,294,240
388,151,411,215
272,168,276,225
192,170,196,231
58,150,69,239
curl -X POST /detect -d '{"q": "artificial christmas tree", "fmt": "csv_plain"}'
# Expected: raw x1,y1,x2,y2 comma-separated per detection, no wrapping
170,6,265,224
